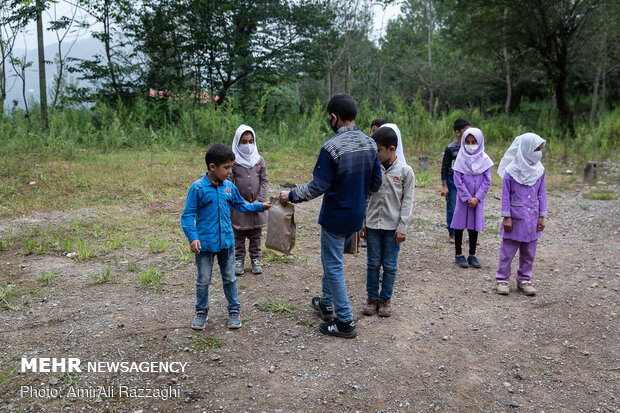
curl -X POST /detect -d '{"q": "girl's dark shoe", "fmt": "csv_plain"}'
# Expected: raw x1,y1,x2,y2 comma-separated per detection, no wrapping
467,255,482,268
318,319,357,338
455,255,469,268
362,297,378,316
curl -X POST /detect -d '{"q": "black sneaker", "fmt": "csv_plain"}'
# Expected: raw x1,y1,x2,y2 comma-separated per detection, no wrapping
318,319,358,339
311,297,335,321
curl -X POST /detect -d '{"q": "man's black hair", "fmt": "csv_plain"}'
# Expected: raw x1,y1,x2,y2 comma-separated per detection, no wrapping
453,118,472,131
371,118,387,128
371,127,398,149
205,143,235,167
327,93,357,121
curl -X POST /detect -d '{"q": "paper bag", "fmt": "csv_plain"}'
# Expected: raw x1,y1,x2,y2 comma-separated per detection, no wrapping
265,196,296,255
344,232,361,254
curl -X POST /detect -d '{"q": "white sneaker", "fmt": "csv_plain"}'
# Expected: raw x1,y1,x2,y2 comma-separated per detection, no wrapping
496,281,510,295
235,260,244,275
517,281,536,296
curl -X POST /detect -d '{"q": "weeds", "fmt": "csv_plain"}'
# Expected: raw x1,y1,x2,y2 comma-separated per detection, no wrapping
583,190,616,200
149,239,171,253
75,238,95,260
0,362,19,388
415,171,434,188
262,300,297,314
89,266,116,284
0,284,19,310
191,337,225,350
0,228,13,251
137,266,165,290
38,271,56,286
262,248,294,264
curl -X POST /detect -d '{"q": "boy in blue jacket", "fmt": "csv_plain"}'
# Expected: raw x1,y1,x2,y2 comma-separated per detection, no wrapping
279,93,382,338
182,144,271,330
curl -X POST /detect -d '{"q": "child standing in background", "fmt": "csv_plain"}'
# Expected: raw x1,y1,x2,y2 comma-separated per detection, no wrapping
450,127,493,269
361,125,414,317
495,133,547,296
230,125,269,275
441,119,472,244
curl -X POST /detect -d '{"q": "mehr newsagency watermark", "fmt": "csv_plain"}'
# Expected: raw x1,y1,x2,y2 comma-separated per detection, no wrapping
19,357,186,401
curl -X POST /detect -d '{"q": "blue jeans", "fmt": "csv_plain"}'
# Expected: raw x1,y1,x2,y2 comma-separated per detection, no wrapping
195,247,240,314
366,228,401,300
446,175,457,234
320,227,353,322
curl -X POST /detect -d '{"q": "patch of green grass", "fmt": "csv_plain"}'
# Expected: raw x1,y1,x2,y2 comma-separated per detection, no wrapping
262,248,294,264
191,337,226,350
241,317,250,324
300,319,318,326
174,247,194,266
272,273,287,278
22,237,38,255
0,228,14,251
148,239,171,253
238,283,246,290
0,362,19,388
89,266,116,284
262,300,297,314
38,271,56,286
127,261,139,273
63,371,80,385
415,171,434,188
585,237,597,243
75,237,95,261
426,243,441,249
137,266,165,291
486,227,500,234
0,284,20,310
583,189,616,200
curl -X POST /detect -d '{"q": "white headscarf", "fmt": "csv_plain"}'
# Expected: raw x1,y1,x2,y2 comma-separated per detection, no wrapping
232,124,261,168
497,133,546,186
453,127,494,175
379,123,407,165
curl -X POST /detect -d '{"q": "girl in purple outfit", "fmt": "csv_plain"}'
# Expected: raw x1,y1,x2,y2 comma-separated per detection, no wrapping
495,133,547,295
450,128,494,268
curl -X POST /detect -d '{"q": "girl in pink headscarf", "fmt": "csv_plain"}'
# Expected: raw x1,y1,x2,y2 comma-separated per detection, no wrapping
450,127,494,269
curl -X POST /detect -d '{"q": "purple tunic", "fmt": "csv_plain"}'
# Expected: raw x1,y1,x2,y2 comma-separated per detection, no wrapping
450,168,492,232
230,157,268,231
499,171,547,242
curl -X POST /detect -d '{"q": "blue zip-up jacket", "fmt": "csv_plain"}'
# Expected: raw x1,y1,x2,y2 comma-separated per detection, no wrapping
181,174,264,252
289,125,382,234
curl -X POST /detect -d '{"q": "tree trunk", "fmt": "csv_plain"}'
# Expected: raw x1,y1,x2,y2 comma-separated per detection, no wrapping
0,30,6,111
555,62,574,136
590,63,601,121
103,0,120,97
503,7,511,116
427,0,433,116
37,0,48,128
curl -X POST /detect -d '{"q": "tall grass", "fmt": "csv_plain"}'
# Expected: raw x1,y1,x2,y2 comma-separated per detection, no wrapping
1,96,618,162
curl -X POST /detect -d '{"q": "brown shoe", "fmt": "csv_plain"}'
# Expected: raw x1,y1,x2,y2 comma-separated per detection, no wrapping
362,297,378,316
449,233,455,244
377,299,392,317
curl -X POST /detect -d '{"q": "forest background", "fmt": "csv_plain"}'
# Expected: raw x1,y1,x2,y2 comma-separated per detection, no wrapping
1,0,619,177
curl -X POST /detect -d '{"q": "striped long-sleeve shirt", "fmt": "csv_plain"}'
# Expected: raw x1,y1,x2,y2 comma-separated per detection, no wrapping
289,125,382,234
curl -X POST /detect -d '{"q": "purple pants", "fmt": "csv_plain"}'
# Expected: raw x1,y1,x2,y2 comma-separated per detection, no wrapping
496,238,538,282
233,228,262,261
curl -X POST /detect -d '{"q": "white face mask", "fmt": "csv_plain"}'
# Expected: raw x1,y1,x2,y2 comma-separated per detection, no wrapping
528,150,542,165
465,144,479,153
238,144,254,155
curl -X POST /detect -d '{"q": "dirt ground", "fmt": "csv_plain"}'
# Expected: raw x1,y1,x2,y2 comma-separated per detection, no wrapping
0,179,618,412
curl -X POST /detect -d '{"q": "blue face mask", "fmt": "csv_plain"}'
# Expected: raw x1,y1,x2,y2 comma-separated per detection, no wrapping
238,144,253,155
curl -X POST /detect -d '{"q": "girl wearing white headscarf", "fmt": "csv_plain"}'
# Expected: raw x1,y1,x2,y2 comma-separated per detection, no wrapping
495,133,547,296
230,125,269,275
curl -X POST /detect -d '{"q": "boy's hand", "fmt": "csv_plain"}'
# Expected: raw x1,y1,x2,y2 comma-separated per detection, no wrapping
467,197,479,208
537,217,545,232
360,227,367,239
190,239,201,254
262,201,272,210
394,232,406,243
440,185,448,198
279,191,290,205
503,217,513,232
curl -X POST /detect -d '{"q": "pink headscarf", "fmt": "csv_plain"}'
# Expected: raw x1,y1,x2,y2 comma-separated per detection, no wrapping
452,127,494,175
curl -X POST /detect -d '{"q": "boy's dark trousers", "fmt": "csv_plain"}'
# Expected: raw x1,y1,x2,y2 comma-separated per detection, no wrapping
233,228,262,261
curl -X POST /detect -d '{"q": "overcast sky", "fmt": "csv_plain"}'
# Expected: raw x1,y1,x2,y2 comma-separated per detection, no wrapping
20,0,402,50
